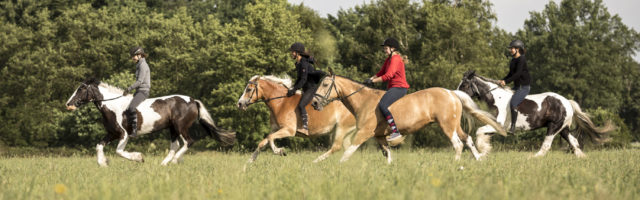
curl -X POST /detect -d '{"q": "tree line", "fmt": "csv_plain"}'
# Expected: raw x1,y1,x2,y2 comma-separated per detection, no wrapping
0,0,638,152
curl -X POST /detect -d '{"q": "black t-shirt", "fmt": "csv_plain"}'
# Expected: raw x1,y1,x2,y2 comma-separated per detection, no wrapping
503,55,531,87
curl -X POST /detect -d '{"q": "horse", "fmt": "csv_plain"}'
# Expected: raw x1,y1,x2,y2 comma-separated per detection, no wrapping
310,69,506,163
237,75,357,163
456,70,614,158
65,79,235,166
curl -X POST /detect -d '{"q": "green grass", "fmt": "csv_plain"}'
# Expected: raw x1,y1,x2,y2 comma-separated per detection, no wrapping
0,149,638,200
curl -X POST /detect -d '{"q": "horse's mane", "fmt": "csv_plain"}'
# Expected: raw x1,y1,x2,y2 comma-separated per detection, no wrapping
335,75,378,90
474,74,513,92
255,75,293,88
98,82,125,94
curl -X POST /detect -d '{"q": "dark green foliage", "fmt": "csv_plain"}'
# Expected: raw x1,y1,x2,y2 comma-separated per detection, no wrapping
0,0,638,152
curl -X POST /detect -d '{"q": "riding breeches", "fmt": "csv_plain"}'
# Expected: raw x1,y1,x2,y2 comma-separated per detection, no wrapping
127,90,149,114
378,87,408,119
510,85,530,108
297,86,319,116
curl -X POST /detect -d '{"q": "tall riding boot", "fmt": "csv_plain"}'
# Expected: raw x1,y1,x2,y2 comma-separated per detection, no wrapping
128,111,139,137
510,107,518,133
297,113,309,135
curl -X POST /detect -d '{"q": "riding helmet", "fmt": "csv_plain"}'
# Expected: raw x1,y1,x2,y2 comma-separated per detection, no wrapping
288,42,305,53
508,40,525,50
129,46,144,57
381,38,400,50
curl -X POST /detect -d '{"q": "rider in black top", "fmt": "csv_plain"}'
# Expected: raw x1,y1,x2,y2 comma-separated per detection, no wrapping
499,40,531,133
287,42,326,135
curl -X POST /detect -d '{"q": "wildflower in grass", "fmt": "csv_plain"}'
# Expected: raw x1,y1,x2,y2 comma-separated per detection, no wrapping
54,184,67,194
430,178,442,187
218,189,223,194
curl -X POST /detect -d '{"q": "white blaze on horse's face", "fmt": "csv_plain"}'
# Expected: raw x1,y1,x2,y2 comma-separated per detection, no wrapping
311,76,336,111
237,76,260,110
66,84,91,111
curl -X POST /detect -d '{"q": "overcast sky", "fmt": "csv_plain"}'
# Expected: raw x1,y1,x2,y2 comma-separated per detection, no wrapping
288,0,640,61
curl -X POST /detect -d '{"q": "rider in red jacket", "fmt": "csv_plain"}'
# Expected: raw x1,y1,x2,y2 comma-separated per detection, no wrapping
365,38,410,142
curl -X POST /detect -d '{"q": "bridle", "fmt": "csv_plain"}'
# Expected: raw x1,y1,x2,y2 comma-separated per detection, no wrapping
243,80,287,107
468,77,501,97
77,83,123,105
314,75,365,107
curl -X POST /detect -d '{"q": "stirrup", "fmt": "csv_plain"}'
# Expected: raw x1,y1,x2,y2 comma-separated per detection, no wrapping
296,127,309,135
386,132,402,142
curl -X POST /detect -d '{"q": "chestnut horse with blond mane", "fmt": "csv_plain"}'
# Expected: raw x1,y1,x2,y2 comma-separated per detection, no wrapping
311,70,506,163
237,75,357,163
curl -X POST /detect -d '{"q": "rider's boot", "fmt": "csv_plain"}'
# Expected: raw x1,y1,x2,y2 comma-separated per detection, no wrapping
297,113,309,135
128,110,139,137
386,115,402,142
509,107,518,133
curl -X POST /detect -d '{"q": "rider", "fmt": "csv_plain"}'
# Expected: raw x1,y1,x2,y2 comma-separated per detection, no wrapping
365,38,410,142
498,39,531,133
286,42,326,135
124,46,151,137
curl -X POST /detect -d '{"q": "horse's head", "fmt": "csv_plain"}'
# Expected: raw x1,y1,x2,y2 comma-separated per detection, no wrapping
66,78,103,111
311,68,338,111
457,70,480,97
237,76,262,110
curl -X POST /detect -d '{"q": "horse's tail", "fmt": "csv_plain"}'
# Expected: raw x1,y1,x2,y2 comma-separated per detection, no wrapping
569,100,614,144
453,90,507,136
195,100,236,146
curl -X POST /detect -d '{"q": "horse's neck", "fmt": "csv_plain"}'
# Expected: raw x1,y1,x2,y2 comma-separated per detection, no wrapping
97,86,131,112
337,79,382,114
260,81,287,100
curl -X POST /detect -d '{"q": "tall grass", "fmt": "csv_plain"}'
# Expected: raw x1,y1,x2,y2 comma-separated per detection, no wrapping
0,149,638,200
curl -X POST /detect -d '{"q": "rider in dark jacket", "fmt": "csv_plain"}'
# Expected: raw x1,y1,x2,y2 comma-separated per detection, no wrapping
287,42,326,135
499,40,531,133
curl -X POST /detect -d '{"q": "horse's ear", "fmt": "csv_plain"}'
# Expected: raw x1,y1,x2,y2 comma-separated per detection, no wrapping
328,67,334,76
464,70,476,79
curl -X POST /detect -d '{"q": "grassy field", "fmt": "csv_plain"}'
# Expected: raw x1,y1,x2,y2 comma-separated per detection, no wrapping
0,148,638,200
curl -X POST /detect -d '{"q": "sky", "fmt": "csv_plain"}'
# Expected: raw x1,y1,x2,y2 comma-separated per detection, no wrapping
288,0,640,61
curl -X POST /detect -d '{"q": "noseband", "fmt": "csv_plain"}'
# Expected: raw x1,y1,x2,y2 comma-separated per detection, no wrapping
314,75,365,107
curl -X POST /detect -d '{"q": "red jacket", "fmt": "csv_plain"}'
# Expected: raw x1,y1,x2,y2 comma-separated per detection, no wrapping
376,54,410,89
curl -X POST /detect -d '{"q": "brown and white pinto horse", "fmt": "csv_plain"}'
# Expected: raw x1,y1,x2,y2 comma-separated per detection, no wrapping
456,70,614,158
237,75,357,163
66,79,235,167
311,71,507,163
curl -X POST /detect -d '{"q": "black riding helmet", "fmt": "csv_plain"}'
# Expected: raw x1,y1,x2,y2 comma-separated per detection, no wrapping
288,42,305,53
381,38,400,50
129,46,144,57
508,40,524,50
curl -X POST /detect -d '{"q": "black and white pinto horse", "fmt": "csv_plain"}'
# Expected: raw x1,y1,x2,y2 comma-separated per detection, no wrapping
66,79,235,166
457,70,614,158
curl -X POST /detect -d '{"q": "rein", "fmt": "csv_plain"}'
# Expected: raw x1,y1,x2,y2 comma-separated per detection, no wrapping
82,83,124,103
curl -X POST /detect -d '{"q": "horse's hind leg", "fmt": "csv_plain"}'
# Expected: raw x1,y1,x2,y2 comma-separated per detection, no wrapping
457,126,481,160
559,128,586,158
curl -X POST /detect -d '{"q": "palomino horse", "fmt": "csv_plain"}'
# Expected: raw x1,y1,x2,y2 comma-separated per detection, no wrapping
311,70,506,163
456,70,614,158
66,79,235,166
237,75,357,163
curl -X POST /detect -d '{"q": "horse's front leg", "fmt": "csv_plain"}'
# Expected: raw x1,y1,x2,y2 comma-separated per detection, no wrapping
248,138,270,163
96,141,108,167
268,128,296,156
374,136,392,164
115,135,144,162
